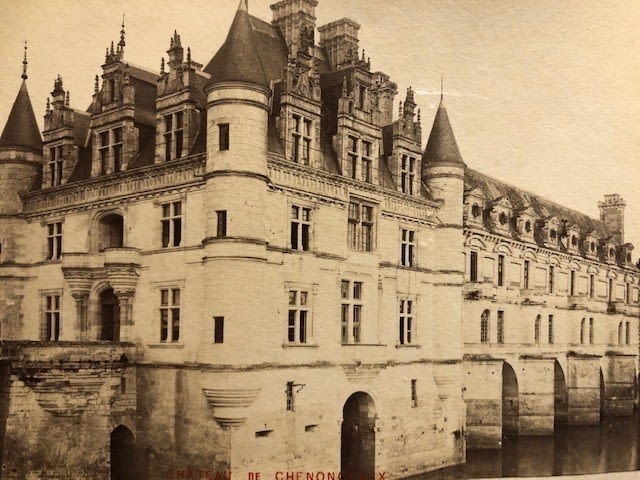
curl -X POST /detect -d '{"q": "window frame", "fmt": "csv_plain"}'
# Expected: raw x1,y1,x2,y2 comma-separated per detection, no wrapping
400,154,416,195
287,288,311,344
341,279,363,344
46,221,63,260
219,123,230,151
161,200,183,248
48,144,64,187
348,199,376,252
290,204,312,252
398,297,415,345
159,287,181,343
400,228,416,267
42,292,62,341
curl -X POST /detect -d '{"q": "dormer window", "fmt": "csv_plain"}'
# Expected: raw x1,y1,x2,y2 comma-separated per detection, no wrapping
550,229,557,240
566,225,580,253
543,217,560,248
292,114,312,165
583,231,600,259
164,111,185,162
97,126,124,175
489,197,512,234
400,154,416,195
472,204,482,219
499,212,508,226
525,221,532,233
48,145,63,187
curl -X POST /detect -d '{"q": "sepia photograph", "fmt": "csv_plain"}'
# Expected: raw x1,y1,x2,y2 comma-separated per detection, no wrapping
0,0,639,479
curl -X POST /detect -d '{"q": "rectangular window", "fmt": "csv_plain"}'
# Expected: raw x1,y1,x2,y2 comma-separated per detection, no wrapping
548,314,554,344
214,316,224,344
290,206,311,251
400,155,416,195
288,289,309,344
361,141,372,183
534,316,541,344
43,294,61,341
497,255,505,287
348,136,358,179
175,111,184,159
348,200,375,252
341,280,363,344
113,127,123,172
164,114,173,162
286,381,295,412
549,266,555,293
400,229,415,267
160,288,181,342
608,279,613,302
523,260,530,289
46,222,63,260
497,310,504,344
470,251,478,282
219,123,230,151
589,274,595,299
100,131,109,175
411,379,418,408
399,298,414,345
626,321,630,345
216,210,227,237
49,145,63,187
570,270,576,297
161,201,182,248
291,115,312,165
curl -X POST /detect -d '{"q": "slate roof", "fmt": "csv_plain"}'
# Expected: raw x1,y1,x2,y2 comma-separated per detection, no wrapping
204,0,268,88
0,81,43,152
423,100,464,165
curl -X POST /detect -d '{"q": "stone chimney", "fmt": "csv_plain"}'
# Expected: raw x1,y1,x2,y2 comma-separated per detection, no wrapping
598,194,626,244
318,18,360,70
271,0,318,56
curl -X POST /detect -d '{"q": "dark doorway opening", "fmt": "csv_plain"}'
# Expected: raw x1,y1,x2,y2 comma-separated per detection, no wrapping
502,362,519,437
100,288,120,341
111,425,135,480
341,392,376,479
554,361,568,427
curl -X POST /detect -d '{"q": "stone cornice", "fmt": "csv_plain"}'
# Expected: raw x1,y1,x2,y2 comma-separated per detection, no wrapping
21,154,206,216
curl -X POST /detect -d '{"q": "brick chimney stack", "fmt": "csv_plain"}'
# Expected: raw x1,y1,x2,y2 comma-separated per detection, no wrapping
598,194,626,244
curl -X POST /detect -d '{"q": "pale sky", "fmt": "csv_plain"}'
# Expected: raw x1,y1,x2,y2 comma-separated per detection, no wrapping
1,0,639,255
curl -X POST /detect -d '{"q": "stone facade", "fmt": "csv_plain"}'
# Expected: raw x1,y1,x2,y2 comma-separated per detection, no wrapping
0,1,637,479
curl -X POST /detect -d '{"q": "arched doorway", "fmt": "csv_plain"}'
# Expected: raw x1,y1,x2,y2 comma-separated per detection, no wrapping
111,425,135,480
502,362,519,437
554,360,568,427
99,213,124,251
100,288,120,341
341,392,376,478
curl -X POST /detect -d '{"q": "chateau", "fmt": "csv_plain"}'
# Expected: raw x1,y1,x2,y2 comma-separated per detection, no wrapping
0,1,637,479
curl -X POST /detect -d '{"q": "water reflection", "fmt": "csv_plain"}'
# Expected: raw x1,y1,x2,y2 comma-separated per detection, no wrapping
415,413,640,479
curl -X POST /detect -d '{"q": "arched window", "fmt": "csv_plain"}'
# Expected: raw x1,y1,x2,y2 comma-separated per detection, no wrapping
580,317,586,344
480,310,490,344
534,315,541,344
618,322,623,345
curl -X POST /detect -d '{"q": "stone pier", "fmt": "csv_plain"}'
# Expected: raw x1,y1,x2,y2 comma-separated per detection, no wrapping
518,357,555,436
463,357,503,449
602,353,636,416
566,354,601,425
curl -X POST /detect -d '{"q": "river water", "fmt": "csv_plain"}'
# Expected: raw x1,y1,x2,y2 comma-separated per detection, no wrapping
416,413,640,479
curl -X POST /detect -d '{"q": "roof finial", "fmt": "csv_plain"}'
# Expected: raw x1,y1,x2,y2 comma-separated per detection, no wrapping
187,47,192,67
46,97,50,113
238,0,248,12
94,75,99,95
119,13,126,50
21,40,28,80
440,74,444,101
110,41,115,56
161,56,165,74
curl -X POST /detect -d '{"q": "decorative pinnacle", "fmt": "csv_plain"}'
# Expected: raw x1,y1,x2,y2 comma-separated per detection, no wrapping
440,74,444,101
160,57,165,74
94,75,99,94
110,41,115,56
119,14,126,49
187,47,191,67
65,91,70,107
22,41,28,80
46,97,50,113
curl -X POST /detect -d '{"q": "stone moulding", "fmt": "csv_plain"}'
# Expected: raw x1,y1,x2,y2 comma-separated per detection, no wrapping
22,370,106,417
342,363,384,382
202,388,261,430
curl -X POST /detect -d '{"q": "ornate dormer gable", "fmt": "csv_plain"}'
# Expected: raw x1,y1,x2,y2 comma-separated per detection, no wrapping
564,224,581,254
515,205,537,242
386,87,421,196
601,237,618,265
541,216,560,249
42,75,90,188
620,243,635,268
583,230,601,259
488,196,512,235
89,20,157,177
464,187,486,228
155,31,206,163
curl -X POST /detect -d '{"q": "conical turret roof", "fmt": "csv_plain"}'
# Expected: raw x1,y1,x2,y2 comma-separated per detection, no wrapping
423,100,464,165
204,0,268,88
0,80,42,152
